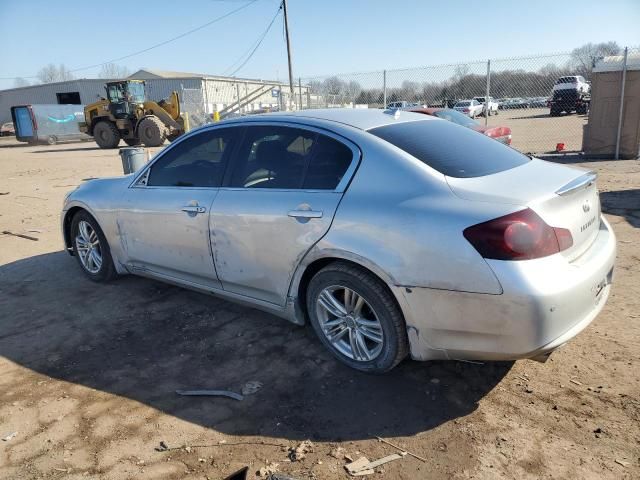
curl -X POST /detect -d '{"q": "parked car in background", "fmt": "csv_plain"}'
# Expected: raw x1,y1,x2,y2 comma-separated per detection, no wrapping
552,76,590,95
0,122,15,136
500,98,530,110
473,96,499,116
61,109,615,373
528,97,548,108
453,99,484,118
386,101,420,109
409,107,512,144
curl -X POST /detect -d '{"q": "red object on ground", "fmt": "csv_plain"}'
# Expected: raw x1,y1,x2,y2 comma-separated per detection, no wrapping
556,143,565,152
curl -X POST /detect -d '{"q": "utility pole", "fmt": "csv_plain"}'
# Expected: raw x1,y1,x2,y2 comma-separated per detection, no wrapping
282,0,295,110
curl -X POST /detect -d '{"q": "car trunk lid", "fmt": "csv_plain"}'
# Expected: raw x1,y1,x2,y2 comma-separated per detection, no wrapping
446,159,601,261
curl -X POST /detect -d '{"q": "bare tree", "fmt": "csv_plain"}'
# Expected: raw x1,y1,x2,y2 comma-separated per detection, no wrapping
99,63,130,79
36,64,74,84
13,77,30,88
570,41,621,78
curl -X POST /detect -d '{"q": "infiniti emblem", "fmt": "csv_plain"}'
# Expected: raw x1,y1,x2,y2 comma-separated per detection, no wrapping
583,201,591,213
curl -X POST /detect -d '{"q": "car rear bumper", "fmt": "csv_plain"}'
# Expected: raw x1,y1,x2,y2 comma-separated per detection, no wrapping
399,216,616,362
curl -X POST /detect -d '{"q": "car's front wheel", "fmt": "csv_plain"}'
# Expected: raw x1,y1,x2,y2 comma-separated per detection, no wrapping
306,262,409,373
71,211,117,282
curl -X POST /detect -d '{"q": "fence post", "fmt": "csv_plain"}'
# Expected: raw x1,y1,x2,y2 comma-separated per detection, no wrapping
485,59,491,127
383,70,387,108
278,85,283,111
307,88,311,109
615,47,628,160
235,82,241,113
298,77,303,110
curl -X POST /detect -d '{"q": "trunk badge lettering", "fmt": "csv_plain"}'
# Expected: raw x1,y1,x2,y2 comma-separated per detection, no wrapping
583,201,591,213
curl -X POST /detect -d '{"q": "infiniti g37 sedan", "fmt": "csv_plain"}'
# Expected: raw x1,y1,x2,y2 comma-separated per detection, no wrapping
61,109,616,373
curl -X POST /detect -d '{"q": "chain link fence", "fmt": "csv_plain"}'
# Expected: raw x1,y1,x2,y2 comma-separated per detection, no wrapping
301,47,638,156
180,86,211,129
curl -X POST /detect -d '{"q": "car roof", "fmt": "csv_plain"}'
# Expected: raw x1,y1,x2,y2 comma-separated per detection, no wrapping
232,108,437,131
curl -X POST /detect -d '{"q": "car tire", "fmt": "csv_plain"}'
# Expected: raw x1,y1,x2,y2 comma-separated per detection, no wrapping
93,121,121,149
70,211,117,282
306,262,409,373
47,135,57,145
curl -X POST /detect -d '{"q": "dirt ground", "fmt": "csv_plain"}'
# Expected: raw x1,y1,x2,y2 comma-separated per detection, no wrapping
0,136,638,480
485,107,588,154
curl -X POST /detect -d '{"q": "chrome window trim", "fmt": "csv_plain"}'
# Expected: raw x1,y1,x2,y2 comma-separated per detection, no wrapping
130,119,362,194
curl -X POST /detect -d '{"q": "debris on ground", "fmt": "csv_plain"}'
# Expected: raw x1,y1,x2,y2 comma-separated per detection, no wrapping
329,446,346,459
289,440,313,461
241,380,263,396
257,462,279,477
614,459,631,467
2,432,17,441
175,389,243,401
376,436,427,462
1,231,38,241
0,191,9,195
345,454,405,476
570,379,583,386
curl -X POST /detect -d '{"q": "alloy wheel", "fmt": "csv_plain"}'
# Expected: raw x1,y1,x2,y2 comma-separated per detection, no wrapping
315,285,384,362
75,220,103,274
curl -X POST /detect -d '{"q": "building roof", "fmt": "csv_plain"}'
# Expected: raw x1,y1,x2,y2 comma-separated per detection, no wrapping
128,69,288,85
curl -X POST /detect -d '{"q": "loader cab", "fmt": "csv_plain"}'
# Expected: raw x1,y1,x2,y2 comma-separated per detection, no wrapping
105,80,146,119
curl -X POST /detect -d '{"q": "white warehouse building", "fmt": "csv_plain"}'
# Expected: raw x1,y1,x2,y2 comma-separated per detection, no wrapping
0,69,307,124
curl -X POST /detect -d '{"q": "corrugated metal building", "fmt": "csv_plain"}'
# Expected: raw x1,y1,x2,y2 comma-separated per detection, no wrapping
0,70,306,123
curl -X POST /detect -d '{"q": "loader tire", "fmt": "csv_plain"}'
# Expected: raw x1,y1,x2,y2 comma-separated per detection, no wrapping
138,116,167,147
93,121,120,149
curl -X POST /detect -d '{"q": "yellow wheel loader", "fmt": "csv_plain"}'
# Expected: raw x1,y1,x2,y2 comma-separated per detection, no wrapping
79,80,185,148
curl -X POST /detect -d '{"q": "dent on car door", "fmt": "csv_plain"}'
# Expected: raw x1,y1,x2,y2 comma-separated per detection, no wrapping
211,124,359,305
118,128,238,289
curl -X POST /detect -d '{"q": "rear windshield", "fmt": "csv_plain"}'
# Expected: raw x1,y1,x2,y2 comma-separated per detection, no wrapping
368,120,530,178
456,101,471,106
557,77,577,84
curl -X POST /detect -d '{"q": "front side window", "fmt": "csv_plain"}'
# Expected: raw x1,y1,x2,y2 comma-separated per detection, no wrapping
147,128,237,187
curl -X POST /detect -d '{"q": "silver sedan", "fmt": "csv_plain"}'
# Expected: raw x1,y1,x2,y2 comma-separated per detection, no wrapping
61,109,616,373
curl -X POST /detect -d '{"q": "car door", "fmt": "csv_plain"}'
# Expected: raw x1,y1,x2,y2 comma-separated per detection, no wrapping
118,127,239,289
211,123,359,305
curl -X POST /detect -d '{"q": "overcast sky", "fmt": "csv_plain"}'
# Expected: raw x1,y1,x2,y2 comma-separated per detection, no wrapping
1,0,638,90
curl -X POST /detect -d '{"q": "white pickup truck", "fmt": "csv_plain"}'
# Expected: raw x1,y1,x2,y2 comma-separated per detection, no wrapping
473,96,499,116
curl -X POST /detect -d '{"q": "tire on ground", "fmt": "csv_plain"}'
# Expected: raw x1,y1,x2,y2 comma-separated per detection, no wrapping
70,210,118,282
93,121,121,149
137,116,167,147
306,261,409,373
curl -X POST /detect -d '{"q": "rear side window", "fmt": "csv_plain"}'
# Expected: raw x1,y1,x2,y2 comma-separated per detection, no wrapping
303,135,353,189
369,120,529,178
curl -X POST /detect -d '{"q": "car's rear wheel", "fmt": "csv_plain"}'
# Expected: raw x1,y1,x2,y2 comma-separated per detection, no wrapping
306,262,409,373
71,211,117,282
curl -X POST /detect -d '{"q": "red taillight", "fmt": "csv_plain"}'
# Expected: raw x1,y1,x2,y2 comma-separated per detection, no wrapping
463,208,573,260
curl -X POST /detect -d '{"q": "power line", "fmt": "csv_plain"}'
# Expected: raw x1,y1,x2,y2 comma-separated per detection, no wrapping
222,3,282,77
0,0,260,80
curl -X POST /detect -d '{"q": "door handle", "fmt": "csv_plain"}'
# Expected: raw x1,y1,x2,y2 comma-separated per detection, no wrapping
288,209,323,219
181,205,206,214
